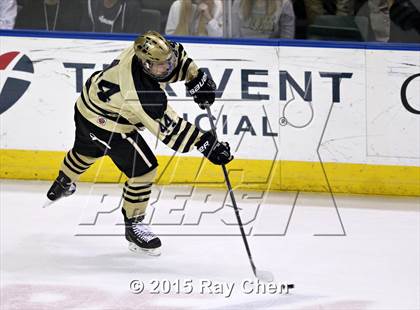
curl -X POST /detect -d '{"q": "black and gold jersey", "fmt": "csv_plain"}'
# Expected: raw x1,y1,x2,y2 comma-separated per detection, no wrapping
76,41,202,153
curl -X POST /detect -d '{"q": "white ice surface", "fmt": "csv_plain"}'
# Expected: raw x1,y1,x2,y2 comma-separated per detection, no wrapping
1,180,419,310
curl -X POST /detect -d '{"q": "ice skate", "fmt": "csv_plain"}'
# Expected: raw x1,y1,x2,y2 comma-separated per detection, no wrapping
44,171,76,207
124,214,161,256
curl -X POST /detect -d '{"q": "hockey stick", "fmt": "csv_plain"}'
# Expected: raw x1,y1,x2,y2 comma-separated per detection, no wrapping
205,106,274,282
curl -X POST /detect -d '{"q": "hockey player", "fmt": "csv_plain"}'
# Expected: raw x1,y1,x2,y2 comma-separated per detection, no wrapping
46,31,233,255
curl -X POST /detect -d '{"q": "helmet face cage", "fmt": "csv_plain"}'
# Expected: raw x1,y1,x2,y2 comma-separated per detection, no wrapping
142,51,177,80
134,31,178,80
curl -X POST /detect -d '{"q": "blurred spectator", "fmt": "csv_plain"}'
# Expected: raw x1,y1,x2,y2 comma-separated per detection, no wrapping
367,0,391,41
165,0,195,35
80,0,143,33
232,0,295,39
389,0,420,42
142,0,173,33
195,0,223,36
14,0,83,31
165,0,223,36
304,0,325,23
304,0,354,23
390,0,420,34
0,0,17,29
306,0,391,42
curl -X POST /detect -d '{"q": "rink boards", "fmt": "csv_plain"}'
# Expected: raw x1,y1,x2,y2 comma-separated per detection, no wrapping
0,31,419,195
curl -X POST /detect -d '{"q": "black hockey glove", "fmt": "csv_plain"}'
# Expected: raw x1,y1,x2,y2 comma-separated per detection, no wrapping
185,69,216,109
195,131,233,165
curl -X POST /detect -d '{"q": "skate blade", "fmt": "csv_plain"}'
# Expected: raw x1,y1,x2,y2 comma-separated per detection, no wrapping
42,199,55,208
128,242,161,256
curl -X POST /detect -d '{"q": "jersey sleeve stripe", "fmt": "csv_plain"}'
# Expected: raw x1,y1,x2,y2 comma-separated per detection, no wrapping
180,58,193,81
172,122,192,151
182,128,200,153
162,118,183,144
177,43,184,54
172,60,182,82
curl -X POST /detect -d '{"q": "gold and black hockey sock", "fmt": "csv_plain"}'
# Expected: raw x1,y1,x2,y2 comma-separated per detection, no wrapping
61,149,98,182
122,168,157,219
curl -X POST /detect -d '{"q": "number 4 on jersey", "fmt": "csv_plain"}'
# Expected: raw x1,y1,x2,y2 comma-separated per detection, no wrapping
159,114,176,134
97,80,120,102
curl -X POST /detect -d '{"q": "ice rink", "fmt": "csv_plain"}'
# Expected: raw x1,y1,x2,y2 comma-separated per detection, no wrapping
1,179,419,310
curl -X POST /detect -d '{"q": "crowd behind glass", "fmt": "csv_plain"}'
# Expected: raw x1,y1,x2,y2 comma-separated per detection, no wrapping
0,0,419,43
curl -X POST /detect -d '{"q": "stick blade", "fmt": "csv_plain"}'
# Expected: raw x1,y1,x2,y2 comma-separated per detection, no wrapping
256,270,275,282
